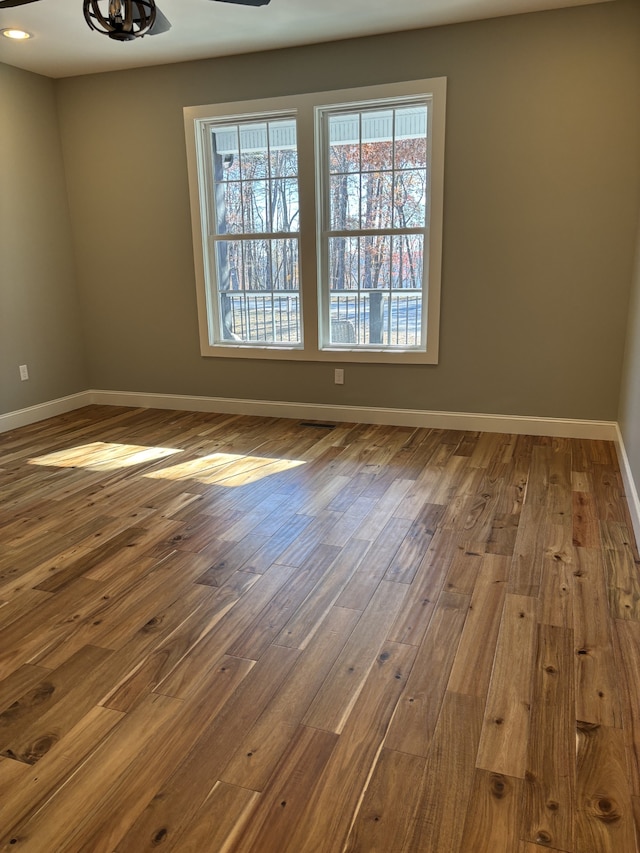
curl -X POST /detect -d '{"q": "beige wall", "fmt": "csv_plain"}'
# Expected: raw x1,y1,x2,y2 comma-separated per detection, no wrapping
49,0,640,420
0,63,87,416
619,218,640,498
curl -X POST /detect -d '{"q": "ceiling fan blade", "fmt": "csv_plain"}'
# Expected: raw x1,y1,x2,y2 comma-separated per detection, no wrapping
148,5,171,35
210,0,271,6
0,0,42,8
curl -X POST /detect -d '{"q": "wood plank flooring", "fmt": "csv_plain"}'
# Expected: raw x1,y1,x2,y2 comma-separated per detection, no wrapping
1,405,639,852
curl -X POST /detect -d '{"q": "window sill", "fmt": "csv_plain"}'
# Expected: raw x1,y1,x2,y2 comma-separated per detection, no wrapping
200,343,438,364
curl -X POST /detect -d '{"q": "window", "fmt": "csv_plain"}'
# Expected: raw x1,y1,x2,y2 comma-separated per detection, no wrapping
184,78,445,363
205,116,301,348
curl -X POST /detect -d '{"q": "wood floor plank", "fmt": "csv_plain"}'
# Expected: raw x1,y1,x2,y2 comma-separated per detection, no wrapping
0,577,104,681
115,644,300,852
476,593,537,779
613,619,640,797
0,705,123,831
221,606,359,791
447,554,509,698
0,665,52,715
157,563,298,698
576,721,637,852
402,691,484,853
171,782,260,853
573,490,601,548
458,770,522,852
276,641,417,853
521,623,575,850
229,725,339,853
442,533,484,595
603,534,640,621
41,560,258,671
573,547,623,727
0,645,113,765
384,503,445,584
58,656,258,853
272,539,368,651
384,591,468,756
343,748,427,853
335,517,410,611
509,446,552,597
302,580,408,734
353,478,415,541
386,528,460,646
0,692,182,852
0,590,53,631
539,552,573,628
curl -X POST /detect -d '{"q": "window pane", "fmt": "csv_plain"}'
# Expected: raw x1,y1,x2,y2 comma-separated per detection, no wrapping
361,109,393,171
215,181,243,234
215,238,301,344
271,238,299,291
270,178,300,232
329,114,361,174
329,292,360,344
360,235,391,289
360,172,393,230
269,120,298,177
389,291,422,346
242,239,271,290
211,125,241,180
391,234,424,289
240,180,269,233
329,236,359,291
394,106,428,169
212,118,300,237
330,142,360,175
328,292,385,345
329,174,360,230
393,169,426,228
239,122,269,180
215,240,243,292
327,291,422,347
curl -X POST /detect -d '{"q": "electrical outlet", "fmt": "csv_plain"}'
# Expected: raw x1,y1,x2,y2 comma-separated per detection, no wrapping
19,364,29,381
334,368,344,385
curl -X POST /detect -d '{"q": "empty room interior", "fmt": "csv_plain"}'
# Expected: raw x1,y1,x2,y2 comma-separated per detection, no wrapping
1,0,640,849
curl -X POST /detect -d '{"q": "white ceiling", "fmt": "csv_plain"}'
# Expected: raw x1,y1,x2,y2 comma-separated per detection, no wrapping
0,0,610,79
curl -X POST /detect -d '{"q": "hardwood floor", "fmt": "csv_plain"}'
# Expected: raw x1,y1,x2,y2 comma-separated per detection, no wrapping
0,405,639,852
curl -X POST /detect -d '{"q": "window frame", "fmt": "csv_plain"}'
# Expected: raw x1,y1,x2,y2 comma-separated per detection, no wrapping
184,77,446,364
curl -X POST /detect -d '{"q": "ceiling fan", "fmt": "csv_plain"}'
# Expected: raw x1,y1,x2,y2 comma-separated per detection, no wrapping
0,0,271,41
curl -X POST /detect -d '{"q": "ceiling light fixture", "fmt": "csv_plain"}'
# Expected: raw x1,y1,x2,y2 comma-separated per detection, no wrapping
1,27,31,39
0,0,269,44
82,0,156,41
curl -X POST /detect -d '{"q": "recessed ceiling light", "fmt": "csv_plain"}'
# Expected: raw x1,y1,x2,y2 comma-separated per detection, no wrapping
1,28,32,40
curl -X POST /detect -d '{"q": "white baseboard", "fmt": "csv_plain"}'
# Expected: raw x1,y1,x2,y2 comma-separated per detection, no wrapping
1,387,618,441
615,424,640,549
88,389,618,440
0,391,92,435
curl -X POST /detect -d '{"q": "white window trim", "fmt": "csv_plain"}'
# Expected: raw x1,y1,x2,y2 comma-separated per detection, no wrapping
183,78,446,364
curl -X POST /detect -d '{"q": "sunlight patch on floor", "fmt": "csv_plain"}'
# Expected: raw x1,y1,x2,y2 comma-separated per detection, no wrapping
29,443,305,486
29,442,182,471
143,451,305,486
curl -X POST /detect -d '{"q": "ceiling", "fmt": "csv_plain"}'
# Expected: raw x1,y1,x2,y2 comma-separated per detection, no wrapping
0,0,611,79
